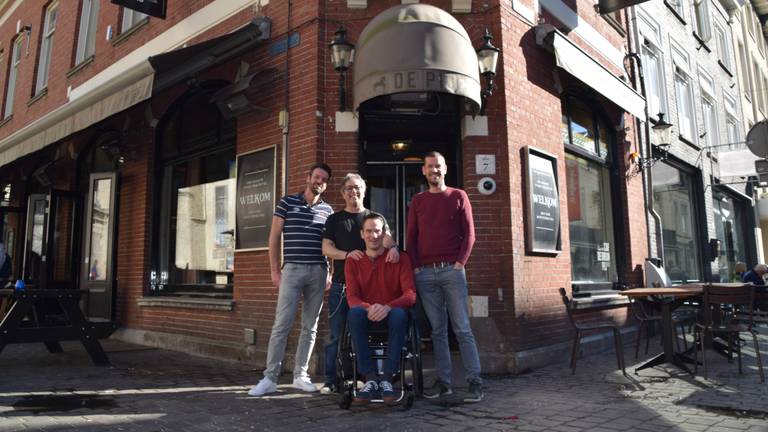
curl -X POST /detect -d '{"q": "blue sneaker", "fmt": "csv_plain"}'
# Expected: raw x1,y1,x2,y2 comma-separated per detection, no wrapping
379,380,396,403
354,380,378,404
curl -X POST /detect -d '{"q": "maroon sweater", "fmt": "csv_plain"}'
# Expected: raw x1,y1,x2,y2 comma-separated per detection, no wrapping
406,187,475,268
345,252,416,310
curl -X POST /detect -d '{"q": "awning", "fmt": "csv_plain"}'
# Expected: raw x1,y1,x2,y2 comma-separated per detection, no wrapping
353,4,482,112
536,25,646,121
0,17,271,169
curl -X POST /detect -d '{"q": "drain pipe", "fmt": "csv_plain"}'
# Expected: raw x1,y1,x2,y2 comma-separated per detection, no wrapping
626,6,664,265
281,0,293,196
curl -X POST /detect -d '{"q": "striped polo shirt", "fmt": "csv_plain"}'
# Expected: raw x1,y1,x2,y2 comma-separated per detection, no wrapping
274,192,333,265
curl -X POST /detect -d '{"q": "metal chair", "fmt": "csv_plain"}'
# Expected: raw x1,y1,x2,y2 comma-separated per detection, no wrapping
693,284,765,383
559,288,626,375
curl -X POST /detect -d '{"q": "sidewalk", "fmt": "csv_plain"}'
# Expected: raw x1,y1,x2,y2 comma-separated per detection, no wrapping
1,331,767,432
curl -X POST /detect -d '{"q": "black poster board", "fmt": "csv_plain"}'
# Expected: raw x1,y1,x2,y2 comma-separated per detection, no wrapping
236,146,276,251
111,0,167,19
524,146,561,255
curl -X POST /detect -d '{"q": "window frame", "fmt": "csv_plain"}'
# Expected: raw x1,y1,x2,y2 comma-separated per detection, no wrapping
652,160,705,284
691,0,712,43
713,22,733,73
699,70,719,148
35,1,59,95
120,7,148,33
674,67,697,144
561,93,624,295
75,0,99,65
152,84,237,298
3,36,22,119
641,39,668,121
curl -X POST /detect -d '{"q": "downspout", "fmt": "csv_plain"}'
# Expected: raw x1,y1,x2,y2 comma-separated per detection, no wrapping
627,6,664,264
282,0,293,196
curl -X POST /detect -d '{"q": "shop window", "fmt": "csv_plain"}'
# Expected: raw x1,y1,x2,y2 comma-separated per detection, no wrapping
121,7,147,33
3,37,22,119
154,85,236,297
75,0,99,65
652,162,702,283
713,190,747,283
561,96,618,294
35,2,59,94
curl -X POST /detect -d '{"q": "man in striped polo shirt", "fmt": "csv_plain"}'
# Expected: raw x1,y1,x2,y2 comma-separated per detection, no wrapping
249,163,334,397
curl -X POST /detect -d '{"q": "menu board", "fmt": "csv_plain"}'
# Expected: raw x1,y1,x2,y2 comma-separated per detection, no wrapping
236,146,276,251
524,146,561,255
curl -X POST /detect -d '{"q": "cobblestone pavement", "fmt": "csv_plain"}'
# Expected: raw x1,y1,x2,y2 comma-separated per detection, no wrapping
1,331,767,432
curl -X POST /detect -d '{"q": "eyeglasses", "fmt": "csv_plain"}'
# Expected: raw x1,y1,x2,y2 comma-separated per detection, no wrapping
344,185,363,193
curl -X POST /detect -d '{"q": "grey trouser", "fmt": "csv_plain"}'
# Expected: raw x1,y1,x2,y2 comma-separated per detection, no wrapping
263,263,327,382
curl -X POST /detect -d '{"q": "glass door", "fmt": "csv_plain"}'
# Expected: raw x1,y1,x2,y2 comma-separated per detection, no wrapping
364,163,427,248
23,194,49,287
80,173,117,320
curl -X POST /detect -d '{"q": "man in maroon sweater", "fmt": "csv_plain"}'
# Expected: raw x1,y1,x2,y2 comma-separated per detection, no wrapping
407,151,483,403
346,212,416,403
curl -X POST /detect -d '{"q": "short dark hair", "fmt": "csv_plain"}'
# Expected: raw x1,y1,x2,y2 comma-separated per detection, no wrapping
308,163,332,179
361,212,386,230
424,151,445,163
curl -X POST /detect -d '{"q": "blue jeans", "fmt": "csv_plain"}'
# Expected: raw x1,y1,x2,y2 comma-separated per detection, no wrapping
263,263,327,383
415,266,482,385
347,306,409,380
323,282,348,384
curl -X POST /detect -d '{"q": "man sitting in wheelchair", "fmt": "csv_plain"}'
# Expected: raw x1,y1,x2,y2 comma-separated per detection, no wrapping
345,212,416,403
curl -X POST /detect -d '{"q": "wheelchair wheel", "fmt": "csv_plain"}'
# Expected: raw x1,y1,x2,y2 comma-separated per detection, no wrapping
410,323,424,397
339,388,352,410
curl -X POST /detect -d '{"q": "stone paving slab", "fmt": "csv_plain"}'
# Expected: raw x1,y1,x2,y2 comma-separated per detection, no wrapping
1,330,768,431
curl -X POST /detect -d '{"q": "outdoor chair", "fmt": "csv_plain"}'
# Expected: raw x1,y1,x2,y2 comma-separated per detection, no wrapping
559,288,626,376
693,284,765,383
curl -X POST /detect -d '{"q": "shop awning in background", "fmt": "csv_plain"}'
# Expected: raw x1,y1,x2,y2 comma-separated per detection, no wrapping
536,25,646,121
0,17,270,169
353,3,482,112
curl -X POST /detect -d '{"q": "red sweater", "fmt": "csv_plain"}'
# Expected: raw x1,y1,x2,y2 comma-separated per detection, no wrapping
345,251,417,310
406,187,475,268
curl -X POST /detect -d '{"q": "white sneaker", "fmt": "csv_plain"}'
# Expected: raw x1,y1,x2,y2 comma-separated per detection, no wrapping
248,377,277,396
292,376,318,392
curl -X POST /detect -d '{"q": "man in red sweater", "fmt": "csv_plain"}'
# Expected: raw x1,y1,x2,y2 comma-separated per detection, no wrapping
345,212,416,403
407,151,483,403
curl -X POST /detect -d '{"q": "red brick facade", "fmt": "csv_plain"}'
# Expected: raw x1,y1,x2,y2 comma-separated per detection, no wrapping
0,0,648,374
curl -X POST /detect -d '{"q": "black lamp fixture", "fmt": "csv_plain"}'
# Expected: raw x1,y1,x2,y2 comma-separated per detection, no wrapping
329,27,355,112
630,112,673,174
476,28,501,116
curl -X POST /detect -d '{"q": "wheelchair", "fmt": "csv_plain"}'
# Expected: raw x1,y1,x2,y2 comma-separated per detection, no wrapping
336,309,423,410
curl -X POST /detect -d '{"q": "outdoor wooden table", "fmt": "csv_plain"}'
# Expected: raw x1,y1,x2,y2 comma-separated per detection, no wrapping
0,289,117,366
620,286,703,375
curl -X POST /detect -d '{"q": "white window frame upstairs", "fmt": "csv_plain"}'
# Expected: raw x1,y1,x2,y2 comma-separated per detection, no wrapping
692,0,712,42
75,0,99,65
668,0,687,20
713,22,733,72
35,2,59,94
723,91,740,149
4,37,22,119
121,7,147,33
674,69,696,143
